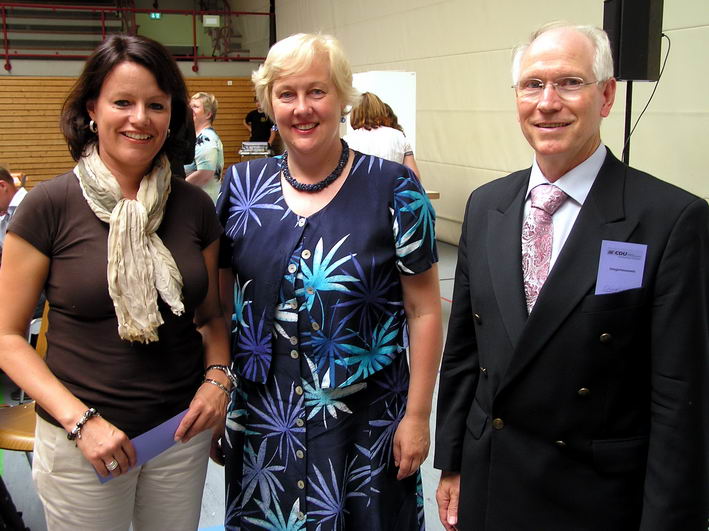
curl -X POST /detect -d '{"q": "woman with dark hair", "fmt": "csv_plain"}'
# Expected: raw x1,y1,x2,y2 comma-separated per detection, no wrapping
0,34,230,529
345,91,421,179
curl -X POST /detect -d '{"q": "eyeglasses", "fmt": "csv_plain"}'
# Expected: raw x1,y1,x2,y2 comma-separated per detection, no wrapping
513,77,601,101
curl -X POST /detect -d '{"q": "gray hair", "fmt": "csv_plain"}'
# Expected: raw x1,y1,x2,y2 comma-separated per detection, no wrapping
511,22,614,84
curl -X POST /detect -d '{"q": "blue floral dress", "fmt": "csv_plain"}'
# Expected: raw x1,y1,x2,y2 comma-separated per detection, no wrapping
217,152,437,530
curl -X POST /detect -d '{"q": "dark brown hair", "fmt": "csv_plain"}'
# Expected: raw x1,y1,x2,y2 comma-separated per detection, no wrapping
60,34,194,168
0,166,12,185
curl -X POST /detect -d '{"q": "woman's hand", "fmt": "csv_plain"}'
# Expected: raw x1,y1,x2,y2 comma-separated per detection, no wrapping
75,415,136,477
174,379,228,444
392,412,430,480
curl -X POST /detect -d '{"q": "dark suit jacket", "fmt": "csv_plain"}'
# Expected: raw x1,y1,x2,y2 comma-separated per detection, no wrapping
434,150,709,531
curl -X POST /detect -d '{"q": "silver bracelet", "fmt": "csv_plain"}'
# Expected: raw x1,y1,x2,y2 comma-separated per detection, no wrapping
203,378,231,399
205,364,238,388
67,407,100,441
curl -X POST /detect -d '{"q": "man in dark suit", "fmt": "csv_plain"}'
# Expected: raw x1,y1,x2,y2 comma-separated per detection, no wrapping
434,22,708,531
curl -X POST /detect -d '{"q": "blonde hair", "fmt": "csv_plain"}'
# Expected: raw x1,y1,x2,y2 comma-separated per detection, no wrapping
191,92,219,123
251,33,360,120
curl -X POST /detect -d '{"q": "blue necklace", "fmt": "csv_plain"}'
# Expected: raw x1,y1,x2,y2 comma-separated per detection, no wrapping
281,139,349,193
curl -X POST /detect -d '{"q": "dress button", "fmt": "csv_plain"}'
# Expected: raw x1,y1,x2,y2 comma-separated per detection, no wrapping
599,332,613,344
492,418,504,430
295,386,304,395
480,367,488,376
473,313,481,323
297,511,305,521
302,249,311,259
290,336,298,345
554,440,567,449
297,480,305,489
290,350,299,359
296,449,304,458
296,418,304,427
297,217,306,227
311,321,320,331
287,263,297,274
577,387,591,397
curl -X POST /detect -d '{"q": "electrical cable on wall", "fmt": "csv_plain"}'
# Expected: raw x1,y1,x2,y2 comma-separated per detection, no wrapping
622,33,671,156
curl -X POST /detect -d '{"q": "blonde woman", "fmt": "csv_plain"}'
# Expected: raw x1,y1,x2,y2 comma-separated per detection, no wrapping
185,92,224,203
217,33,441,529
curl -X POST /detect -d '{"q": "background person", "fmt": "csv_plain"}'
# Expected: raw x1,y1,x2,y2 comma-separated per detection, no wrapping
0,166,27,261
345,91,421,179
217,33,442,529
0,34,231,530
434,22,708,531
242,98,276,144
185,91,224,203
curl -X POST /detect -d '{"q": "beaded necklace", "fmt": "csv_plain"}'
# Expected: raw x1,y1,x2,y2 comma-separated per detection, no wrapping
281,139,349,193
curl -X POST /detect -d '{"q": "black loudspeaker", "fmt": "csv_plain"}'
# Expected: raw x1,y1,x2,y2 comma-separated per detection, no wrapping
603,0,664,81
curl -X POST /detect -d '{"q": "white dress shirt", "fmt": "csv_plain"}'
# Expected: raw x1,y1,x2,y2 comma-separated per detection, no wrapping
523,144,606,270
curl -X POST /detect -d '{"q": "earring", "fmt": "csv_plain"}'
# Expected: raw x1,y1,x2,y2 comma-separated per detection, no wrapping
340,116,346,123
89,120,98,134
167,128,171,138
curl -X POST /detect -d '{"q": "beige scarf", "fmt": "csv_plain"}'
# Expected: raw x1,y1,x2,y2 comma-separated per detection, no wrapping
74,145,184,343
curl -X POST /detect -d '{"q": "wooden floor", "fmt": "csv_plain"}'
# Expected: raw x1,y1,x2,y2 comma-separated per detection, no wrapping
0,241,457,531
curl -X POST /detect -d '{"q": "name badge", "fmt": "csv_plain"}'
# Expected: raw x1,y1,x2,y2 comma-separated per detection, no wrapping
595,240,647,295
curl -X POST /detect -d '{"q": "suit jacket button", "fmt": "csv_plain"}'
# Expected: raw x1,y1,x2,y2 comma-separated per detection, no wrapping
492,418,504,430
599,332,613,343
480,367,488,376
554,440,567,449
473,313,482,324
577,387,591,397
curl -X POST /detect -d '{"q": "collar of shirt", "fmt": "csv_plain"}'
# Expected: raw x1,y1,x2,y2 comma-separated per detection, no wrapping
526,143,607,206
8,187,27,214
523,144,607,269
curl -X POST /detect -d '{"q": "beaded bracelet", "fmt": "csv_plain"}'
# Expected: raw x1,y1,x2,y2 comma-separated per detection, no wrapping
203,378,231,399
67,407,100,441
205,364,238,388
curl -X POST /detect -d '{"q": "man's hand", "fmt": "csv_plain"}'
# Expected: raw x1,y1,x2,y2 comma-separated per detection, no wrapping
436,470,460,530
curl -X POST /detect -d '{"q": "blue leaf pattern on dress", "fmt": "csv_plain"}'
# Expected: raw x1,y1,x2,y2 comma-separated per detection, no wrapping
302,357,367,426
226,162,283,238
249,383,305,466
244,498,306,531
241,439,286,508
340,314,400,386
233,275,253,331
332,255,401,339
295,235,358,312
235,305,271,382
220,153,435,529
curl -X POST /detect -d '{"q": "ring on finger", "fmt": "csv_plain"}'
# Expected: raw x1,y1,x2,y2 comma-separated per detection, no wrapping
106,459,119,472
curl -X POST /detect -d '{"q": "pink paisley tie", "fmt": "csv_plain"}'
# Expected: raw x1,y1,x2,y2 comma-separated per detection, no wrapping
521,184,568,313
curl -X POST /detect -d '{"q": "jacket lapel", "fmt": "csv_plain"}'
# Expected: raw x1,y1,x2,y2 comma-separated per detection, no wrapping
487,170,529,353
499,151,638,393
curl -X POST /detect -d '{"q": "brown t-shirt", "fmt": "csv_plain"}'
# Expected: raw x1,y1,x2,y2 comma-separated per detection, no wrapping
10,172,222,437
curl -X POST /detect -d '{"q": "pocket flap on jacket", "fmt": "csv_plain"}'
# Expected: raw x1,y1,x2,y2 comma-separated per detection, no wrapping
592,435,649,475
465,400,488,440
